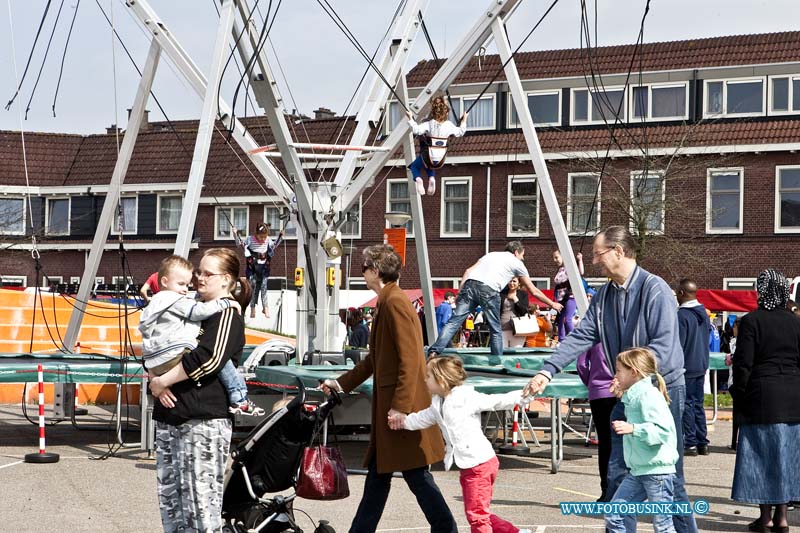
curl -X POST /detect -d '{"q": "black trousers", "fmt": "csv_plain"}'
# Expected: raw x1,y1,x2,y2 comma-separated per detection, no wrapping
349,457,457,533
590,397,617,500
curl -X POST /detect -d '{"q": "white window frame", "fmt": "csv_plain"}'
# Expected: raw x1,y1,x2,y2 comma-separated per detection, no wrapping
1,275,27,287
584,277,607,290
629,170,666,235
340,196,362,239
775,165,800,234
383,99,414,135
570,86,627,125
567,172,601,235
156,194,183,235
724,277,756,291
111,195,138,235
263,205,297,240
346,277,368,291
0,196,26,236
506,90,562,128
214,205,249,241
449,94,496,131
385,178,414,238
769,75,800,115
440,176,472,238
706,167,744,235
69,276,81,284
431,278,460,289
629,82,689,121
703,77,767,119
529,277,550,290
41,275,63,288
506,174,539,237
45,196,71,236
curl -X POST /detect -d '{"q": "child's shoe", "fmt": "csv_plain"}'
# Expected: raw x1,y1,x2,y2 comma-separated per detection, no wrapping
427,177,436,195
415,178,426,195
229,399,265,417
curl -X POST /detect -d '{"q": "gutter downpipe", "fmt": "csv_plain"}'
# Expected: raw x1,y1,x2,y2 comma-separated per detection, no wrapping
485,164,491,255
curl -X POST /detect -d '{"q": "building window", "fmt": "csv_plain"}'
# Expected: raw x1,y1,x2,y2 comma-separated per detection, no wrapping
630,171,665,234
340,197,361,239
507,175,539,237
46,197,70,236
529,277,550,290
631,83,688,120
386,179,414,236
440,177,471,237
568,173,601,235
706,168,743,234
572,87,626,124
432,278,459,289
508,91,561,127
770,76,800,114
776,166,800,232
724,278,756,291
347,277,368,291
215,206,248,240
157,195,182,233
0,275,27,288
41,275,63,288
0,197,25,235
447,95,495,130
112,276,134,285
704,78,765,117
112,196,137,234
264,205,296,239
384,100,412,135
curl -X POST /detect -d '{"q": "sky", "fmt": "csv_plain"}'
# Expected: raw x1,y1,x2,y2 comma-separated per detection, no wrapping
0,0,797,135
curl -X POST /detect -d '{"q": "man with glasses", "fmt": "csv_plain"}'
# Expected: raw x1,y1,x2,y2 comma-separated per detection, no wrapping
427,241,563,357
523,226,697,533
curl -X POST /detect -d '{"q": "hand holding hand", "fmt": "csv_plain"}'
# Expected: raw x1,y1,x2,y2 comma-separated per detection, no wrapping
523,374,549,397
387,409,406,430
612,420,634,435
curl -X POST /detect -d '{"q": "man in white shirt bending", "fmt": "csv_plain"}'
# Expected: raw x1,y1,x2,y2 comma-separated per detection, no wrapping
428,241,562,357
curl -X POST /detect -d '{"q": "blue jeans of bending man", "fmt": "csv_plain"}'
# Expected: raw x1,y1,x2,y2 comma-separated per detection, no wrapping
605,473,676,533
607,382,697,533
427,279,503,356
682,375,709,448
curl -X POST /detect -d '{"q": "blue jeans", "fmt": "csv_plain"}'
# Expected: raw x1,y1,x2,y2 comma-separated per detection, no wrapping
682,375,708,448
428,280,503,356
408,155,435,179
217,360,247,406
606,473,676,533
608,383,697,533
349,457,456,533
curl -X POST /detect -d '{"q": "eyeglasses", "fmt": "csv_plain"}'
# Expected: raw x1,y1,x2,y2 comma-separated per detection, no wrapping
592,247,615,259
361,263,373,274
194,270,224,279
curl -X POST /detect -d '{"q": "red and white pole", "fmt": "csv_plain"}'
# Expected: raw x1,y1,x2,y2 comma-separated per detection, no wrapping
25,364,60,464
510,405,520,447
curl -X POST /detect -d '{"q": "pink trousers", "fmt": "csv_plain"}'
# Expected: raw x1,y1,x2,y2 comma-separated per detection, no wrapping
459,456,519,533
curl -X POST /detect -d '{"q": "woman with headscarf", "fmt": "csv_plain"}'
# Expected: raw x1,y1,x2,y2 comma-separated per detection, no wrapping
730,269,800,533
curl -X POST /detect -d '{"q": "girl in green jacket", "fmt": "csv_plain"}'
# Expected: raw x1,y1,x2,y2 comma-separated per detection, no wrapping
605,347,679,533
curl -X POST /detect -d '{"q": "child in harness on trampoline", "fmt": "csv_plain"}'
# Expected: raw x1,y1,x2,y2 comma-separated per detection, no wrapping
139,254,265,417
406,95,468,196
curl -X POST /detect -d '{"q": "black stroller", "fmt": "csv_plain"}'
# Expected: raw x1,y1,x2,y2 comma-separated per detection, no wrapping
222,379,341,533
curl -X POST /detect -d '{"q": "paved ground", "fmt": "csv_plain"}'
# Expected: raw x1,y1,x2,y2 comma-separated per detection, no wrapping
0,402,789,532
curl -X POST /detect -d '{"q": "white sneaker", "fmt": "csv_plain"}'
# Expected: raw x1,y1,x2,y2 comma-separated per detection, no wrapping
229,399,265,417
414,178,426,195
427,177,436,195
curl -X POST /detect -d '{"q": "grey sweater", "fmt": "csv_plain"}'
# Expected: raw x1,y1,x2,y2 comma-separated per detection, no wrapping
542,266,685,387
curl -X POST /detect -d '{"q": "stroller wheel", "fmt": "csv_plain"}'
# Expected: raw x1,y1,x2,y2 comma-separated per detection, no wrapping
314,520,335,533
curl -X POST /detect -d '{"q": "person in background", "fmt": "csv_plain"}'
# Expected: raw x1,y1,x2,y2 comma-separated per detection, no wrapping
139,271,161,303
321,245,456,533
552,249,584,340
436,291,456,343
499,276,529,349
675,278,711,457
243,222,283,319
524,304,553,348
724,315,741,450
731,269,800,533
349,309,370,349
576,342,616,502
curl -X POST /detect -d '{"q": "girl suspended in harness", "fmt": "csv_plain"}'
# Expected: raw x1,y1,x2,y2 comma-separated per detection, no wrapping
406,95,468,196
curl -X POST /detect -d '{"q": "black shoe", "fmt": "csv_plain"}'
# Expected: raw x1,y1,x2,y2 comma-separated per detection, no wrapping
684,446,698,456
697,445,710,455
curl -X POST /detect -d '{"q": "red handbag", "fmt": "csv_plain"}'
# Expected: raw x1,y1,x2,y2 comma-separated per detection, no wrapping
296,445,350,500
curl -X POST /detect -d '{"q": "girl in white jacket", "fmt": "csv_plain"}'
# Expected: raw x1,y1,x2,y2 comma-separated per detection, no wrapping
389,356,530,533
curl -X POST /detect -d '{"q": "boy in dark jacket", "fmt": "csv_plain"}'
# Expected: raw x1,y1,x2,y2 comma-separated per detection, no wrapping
676,278,711,456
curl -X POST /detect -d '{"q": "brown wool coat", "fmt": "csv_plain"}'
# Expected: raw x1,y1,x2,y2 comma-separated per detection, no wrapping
336,282,445,474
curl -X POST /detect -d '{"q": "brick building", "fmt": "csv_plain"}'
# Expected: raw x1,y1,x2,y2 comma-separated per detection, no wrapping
1,31,799,295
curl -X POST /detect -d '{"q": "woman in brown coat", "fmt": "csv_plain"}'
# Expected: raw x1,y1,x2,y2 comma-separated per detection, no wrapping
323,244,456,533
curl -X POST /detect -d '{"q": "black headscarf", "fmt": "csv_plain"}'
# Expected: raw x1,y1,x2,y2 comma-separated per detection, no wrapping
756,269,789,311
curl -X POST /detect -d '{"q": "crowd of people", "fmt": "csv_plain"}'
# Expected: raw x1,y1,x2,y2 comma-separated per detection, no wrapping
136,224,799,532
